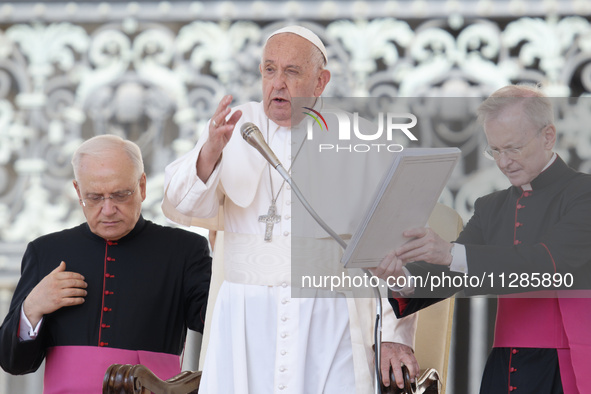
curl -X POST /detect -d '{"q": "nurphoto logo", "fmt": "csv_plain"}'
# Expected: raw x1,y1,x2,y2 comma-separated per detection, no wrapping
303,107,328,132
302,106,418,153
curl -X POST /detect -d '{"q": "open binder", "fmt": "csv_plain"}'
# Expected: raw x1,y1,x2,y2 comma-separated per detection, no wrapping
341,147,461,268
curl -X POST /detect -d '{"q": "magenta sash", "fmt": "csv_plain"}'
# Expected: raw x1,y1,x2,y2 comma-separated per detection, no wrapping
43,346,181,394
493,296,568,348
493,295,591,394
557,297,591,394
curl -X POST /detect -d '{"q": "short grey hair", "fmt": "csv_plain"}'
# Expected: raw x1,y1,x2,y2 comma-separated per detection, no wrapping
477,84,554,131
71,135,144,180
309,43,327,70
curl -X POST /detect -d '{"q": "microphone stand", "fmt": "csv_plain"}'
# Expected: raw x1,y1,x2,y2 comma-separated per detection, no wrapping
275,164,384,394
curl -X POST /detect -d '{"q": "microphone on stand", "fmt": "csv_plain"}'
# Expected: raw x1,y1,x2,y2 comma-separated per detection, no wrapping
240,121,385,393
240,121,346,249
240,122,291,184
240,122,282,169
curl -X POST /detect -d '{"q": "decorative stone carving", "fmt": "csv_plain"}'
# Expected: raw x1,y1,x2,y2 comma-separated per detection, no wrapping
1,4,590,392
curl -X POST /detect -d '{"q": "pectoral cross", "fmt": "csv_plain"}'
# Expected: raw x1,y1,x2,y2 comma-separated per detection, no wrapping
259,203,281,241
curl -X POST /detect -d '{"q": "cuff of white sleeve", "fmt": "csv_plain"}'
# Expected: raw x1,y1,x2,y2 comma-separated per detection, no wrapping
448,243,468,274
19,305,42,341
389,267,416,296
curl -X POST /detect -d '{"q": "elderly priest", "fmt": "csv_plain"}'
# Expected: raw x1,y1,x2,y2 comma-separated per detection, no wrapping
0,135,212,393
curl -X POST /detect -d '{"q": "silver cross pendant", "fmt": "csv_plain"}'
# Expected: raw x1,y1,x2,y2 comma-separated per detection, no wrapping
259,203,281,241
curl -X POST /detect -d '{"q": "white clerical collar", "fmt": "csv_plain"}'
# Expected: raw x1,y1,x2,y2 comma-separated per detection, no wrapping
268,117,281,134
521,152,557,191
266,116,291,149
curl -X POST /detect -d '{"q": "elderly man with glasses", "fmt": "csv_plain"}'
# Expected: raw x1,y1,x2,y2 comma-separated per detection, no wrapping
0,135,212,393
374,85,591,393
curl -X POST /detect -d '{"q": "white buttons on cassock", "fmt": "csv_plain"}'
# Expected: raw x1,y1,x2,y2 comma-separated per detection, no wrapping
270,130,297,393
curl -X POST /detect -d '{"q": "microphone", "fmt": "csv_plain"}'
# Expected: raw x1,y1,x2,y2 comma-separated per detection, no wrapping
240,122,291,183
240,122,282,169
239,121,347,250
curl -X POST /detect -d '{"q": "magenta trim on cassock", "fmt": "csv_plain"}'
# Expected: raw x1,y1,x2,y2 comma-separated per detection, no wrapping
43,346,181,394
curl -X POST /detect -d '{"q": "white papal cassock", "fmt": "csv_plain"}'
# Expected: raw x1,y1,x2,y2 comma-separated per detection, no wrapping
162,101,417,394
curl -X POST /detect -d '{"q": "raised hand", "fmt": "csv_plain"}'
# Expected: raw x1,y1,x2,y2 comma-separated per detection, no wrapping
197,95,243,182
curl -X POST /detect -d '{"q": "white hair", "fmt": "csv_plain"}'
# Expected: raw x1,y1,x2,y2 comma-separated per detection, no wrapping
71,135,144,180
477,84,554,130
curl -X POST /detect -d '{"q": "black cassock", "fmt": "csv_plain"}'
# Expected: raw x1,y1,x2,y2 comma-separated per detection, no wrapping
390,156,591,394
0,216,211,390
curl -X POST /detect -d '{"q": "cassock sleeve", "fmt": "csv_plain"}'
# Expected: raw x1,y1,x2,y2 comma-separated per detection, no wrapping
388,193,491,316
182,233,213,334
462,186,591,294
391,177,591,317
387,267,455,318
0,242,48,374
